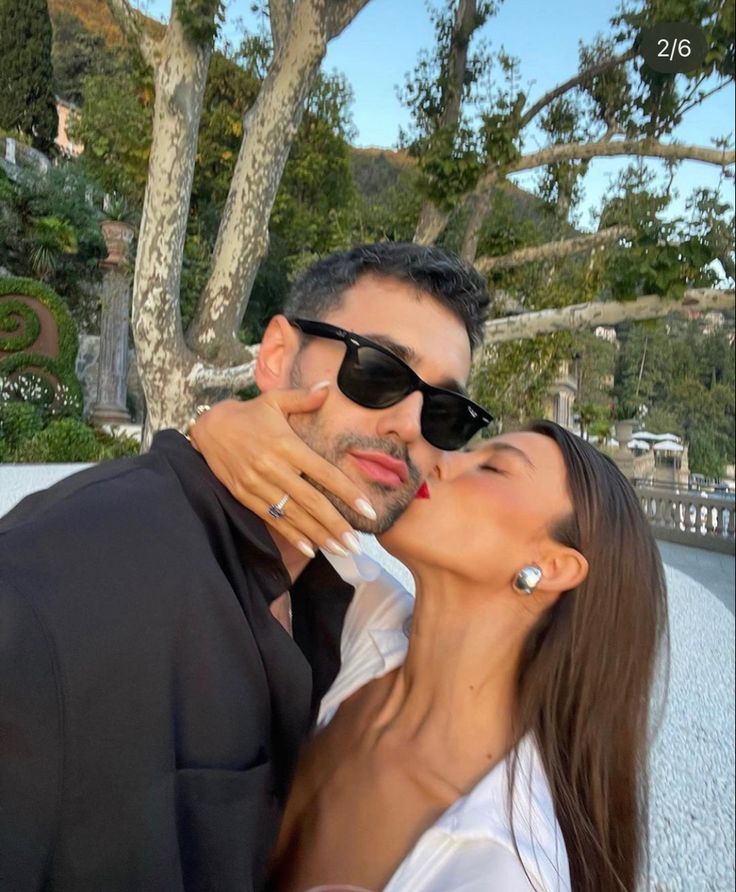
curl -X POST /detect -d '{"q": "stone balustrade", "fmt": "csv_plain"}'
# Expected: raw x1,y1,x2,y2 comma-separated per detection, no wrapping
637,484,735,554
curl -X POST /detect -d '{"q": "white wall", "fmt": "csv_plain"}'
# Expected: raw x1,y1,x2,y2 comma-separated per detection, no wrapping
0,464,93,518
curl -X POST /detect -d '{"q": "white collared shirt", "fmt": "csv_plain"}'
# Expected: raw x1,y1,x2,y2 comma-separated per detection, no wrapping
319,550,571,892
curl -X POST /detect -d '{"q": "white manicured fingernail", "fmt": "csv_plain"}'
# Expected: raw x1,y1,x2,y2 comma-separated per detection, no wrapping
355,498,377,520
342,531,362,555
310,380,330,392
296,540,316,559
326,538,350,558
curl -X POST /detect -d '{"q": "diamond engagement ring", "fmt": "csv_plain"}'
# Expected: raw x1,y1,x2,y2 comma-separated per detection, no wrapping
268,494,290,519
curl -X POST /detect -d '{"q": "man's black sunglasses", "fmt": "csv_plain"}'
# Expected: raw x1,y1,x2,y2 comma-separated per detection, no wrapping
289,318,493,451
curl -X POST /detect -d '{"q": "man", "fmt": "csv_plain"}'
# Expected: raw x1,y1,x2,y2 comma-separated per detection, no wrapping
0,243,489,891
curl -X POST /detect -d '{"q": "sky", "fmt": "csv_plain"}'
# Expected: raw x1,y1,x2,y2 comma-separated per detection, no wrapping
137,0,735,227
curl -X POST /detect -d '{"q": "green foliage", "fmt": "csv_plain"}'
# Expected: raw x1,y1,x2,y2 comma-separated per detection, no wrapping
411,125,487,211
472,333,573,426
0,0,58,152
240,233,290,344
572,331,617,435
70,29,360,329
599,166,724,300
72,63,154,206
0,300,41,351
0,401,45,451
52,11,117,104
0,277,83,412
271,72,359,273
174,0,225,46
535,99,589,220
615,316,735,476
688,429,729,479
0,375,139,463
92,428,141,460
24,419,142,463
0,166,106,325
398,1,503,209
191,52,261,224
13,417,100,463
180,227,212,330
612,0,735,138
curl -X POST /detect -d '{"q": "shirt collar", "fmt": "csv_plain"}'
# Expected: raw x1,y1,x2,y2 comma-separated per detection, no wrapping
319,546,383,586
432,735,568,886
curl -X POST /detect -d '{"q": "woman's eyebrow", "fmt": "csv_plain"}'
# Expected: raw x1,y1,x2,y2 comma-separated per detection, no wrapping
481,443,536,468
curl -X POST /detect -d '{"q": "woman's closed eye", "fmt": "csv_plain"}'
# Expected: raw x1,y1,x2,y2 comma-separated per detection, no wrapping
481,464,506,475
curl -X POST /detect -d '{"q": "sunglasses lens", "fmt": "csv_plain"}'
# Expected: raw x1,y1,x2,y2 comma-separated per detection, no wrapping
422,392,484,450
338,345,414,408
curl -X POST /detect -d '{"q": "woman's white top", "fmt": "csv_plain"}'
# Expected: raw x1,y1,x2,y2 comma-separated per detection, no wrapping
318,551,571,892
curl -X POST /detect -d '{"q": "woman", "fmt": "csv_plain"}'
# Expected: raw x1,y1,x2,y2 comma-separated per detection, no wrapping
190,397,667,892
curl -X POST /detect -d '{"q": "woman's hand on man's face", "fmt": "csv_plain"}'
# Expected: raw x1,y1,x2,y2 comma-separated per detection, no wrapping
188,390,376,559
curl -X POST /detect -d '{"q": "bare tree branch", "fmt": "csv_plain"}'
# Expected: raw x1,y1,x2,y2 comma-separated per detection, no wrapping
720,253,735,281
518,46,637,130
503,139,736,180
475,225,636,273
675,79,732,123
189,289,735,394
482,289,735,344
105,0,161,68
191,347,261,393
327,0,372,39
268,0,292,53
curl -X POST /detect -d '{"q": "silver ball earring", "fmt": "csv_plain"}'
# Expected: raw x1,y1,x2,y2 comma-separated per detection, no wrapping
513,564,543,595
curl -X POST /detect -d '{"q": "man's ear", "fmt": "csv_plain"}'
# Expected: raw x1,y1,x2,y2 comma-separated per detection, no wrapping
255,315,301,391
536,546,589,600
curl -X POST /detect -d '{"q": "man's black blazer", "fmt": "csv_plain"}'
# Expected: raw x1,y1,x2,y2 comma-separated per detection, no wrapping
0,431,355,891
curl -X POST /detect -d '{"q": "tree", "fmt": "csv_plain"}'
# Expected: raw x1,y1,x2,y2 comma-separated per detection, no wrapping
101,0,369,441
405,0,735,262
107,0,734,442
0,0,59,152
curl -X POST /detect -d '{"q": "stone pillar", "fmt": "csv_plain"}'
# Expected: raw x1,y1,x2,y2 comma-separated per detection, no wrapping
90,223,135,425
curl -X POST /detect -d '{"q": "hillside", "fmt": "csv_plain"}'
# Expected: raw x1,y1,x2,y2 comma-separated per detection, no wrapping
46,0,561,229
48,0,164,45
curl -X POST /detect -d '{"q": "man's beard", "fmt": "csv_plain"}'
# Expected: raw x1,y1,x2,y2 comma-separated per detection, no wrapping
289,362,421,534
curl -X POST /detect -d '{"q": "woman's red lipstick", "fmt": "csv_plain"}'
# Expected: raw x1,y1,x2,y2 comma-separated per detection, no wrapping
415,481,431,499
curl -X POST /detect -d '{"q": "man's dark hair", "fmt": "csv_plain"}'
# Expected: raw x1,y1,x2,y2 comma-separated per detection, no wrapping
283,242,490,352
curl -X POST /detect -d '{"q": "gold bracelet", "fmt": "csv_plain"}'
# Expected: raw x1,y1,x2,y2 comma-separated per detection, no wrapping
184,403,212,439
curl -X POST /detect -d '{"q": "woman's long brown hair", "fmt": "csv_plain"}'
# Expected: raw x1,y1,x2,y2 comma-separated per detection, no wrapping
511,421,668,891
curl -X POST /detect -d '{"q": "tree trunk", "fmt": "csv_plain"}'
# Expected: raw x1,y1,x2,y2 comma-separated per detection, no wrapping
131,15,212,442
186,0,368,363
413,0,482,246
459,188,494,262
413,203,451,246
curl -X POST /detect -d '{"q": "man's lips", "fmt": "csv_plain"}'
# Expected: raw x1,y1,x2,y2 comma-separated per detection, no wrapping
348,451,409,487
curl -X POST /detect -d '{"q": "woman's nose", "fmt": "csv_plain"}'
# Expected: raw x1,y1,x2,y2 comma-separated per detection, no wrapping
430,448,474,482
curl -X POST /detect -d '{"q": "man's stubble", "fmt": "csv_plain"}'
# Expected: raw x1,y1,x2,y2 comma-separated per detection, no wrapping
289,357,422,535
